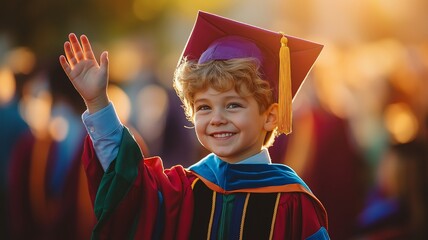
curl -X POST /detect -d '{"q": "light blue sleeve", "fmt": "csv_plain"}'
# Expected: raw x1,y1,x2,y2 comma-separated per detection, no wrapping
81,102,123,171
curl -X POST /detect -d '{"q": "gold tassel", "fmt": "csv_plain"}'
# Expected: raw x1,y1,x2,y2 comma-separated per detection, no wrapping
278,33,292,135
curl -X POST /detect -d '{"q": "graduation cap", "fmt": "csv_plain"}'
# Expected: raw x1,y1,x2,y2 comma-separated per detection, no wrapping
179,11,323,134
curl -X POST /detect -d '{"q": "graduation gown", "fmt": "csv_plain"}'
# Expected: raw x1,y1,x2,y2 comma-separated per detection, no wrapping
84,128,329,239
8,130,95,240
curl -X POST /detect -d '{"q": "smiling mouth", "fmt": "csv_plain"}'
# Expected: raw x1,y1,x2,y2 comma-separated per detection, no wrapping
211,132,235,138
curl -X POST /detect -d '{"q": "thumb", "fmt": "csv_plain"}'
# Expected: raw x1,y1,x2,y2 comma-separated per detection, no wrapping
100,51,109,72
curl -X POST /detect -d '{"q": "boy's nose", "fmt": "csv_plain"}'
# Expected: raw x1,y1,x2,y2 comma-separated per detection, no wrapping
210,110,227,125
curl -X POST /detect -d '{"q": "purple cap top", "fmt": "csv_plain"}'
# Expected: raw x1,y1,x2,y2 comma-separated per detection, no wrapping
198,36,263,65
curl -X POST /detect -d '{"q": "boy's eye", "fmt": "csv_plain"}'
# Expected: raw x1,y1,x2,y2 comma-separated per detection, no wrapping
196,105,210,111
226,103,243,109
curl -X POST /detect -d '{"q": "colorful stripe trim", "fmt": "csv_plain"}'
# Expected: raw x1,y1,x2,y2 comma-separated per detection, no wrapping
191,178,300,239
269,193,281,239
193,173,328,228
239,193,250,240
207,191,217,239
190,179,215,240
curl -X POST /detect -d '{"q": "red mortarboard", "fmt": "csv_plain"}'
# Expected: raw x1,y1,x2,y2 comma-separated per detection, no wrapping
179,11,323,134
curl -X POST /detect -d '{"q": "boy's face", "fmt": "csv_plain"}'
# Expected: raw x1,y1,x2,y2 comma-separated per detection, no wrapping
193,87,273,163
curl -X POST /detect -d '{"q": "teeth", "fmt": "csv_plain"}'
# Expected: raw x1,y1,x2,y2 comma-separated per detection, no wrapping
213,133,233,138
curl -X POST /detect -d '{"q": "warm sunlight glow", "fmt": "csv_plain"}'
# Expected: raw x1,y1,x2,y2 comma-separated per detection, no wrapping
109,40,144,83
107,84,131,123
135,84,168,142
133,0,167,21
174,0,230,18
0,67,16,105
21,91,52,139
384,103,418,144
6,47,36,74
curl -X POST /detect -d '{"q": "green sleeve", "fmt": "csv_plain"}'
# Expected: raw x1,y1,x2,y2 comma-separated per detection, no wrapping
92,127,143,239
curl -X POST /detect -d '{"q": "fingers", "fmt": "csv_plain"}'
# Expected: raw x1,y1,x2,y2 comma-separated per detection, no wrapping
63,41,77,68
59,55,72,78
59,55,70,72
69,33,84,61
80,35,96,61
62,33,98,68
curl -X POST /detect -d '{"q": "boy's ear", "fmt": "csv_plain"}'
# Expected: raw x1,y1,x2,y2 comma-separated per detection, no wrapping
264,103,278,131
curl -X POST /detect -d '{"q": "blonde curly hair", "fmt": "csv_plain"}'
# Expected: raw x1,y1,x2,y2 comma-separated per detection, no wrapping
173,57,278,147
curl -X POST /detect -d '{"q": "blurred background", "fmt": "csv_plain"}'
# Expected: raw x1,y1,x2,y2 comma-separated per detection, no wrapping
1,0,427,239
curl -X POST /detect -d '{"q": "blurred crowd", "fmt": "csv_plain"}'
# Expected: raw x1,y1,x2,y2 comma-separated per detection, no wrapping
1,0,428,239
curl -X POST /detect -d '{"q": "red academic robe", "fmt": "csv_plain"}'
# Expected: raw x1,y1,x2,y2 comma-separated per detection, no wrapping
83,128,329,239
8,130,95,240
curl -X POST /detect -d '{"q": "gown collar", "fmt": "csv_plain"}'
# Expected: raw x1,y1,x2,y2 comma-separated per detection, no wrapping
188,150,309,192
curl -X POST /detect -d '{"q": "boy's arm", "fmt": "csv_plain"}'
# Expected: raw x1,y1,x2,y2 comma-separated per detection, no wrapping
59,33,121,170
82,102,123,171
59,33,145,172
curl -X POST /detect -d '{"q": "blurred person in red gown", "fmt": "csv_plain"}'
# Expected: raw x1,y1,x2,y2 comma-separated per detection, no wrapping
0,70,31,238
7,59,96,239
269,79,367,240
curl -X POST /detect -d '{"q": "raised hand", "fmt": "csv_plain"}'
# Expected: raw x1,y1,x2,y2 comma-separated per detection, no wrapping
59,33,109,113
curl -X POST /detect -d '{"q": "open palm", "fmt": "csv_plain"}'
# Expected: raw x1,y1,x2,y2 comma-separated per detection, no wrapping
59,33,109,113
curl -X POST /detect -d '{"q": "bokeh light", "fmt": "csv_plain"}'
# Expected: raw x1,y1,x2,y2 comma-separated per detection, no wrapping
109,39,144,83
384,102,418,144
21,89,52,139
0,67,15,105
132,0,168,21
107,84,131,123
48,116,69,142
5,47,36,75
135,84,168,142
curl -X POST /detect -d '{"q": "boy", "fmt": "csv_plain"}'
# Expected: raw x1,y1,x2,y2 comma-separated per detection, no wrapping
59,11,329,239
